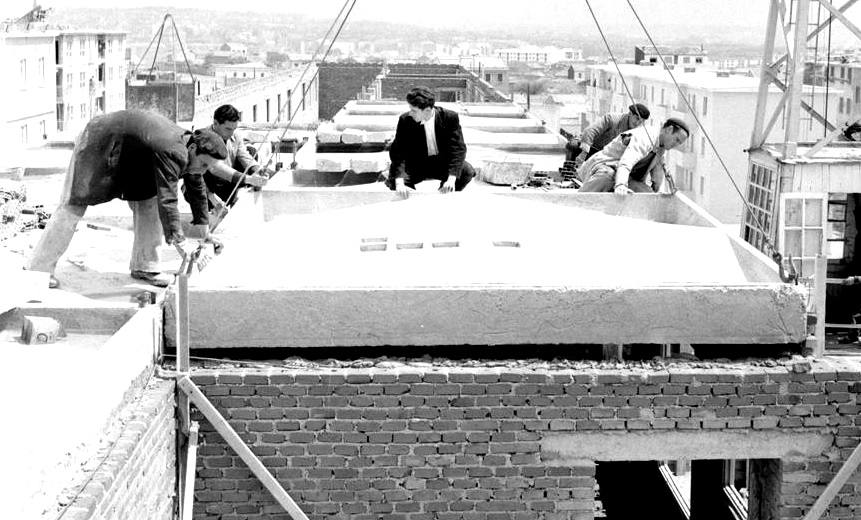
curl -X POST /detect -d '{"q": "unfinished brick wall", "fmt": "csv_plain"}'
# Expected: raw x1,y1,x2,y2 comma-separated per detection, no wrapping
318,63,385,120
63,378,177,520
189,362,861,520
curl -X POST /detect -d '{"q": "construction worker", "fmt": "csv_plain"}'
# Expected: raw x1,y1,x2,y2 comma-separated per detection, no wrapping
386,86,475,199
577,117,690,195
203,104,269,205
567,103,651,167
28,110,226,288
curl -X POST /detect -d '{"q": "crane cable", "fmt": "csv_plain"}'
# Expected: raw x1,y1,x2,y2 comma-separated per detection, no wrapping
623,0,797,282
582,0,676,192
247,0,358,175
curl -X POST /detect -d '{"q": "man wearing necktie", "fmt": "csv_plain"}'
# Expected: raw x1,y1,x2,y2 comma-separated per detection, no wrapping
386,86,475,199
577,117,690,195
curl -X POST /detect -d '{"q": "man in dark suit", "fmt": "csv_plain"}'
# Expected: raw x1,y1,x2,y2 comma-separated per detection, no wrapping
386,86,475,199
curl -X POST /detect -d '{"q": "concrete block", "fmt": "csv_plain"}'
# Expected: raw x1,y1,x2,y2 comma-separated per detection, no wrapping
366,131,393,143
316,124,341,144
340,128,367,144
350,152,390,173
315,155,350,172
479,161,533,186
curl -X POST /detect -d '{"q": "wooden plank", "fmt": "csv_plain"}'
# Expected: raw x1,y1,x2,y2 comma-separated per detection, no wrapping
178,376,310,520
804,126,844,158
177,274,190,434
182,421,199,520
802,440,861,520
813,254,827,357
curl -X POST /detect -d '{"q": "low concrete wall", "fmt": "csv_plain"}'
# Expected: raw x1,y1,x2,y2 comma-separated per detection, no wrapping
188,360,861,520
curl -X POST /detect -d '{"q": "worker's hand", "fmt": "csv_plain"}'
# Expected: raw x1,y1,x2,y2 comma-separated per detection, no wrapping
173,239,198,261
843,276,861,286
574,151,588,168
395,178,413,199
614,184,633,195
244,174,268,189
439,175,457,194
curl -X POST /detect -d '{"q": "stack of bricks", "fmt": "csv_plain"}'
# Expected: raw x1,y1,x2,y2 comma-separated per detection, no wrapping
189,362,861,520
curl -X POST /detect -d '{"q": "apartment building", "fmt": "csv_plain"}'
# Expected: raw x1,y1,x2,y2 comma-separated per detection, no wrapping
55,30,127,137
1,28,56,147
496,46,582,65
586,63,840,224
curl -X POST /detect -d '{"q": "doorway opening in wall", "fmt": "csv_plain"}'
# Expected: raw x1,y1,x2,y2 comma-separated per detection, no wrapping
594,458,779,519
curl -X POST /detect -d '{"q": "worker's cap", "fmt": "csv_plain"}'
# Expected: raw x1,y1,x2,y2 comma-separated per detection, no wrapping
664,117,690,136
189,128,228,160
628,103,650,120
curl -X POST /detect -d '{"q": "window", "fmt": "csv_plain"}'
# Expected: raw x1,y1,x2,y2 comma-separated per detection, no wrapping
19,59,26,82
701,137,706,156
38,57,45,80
702,96,708,116
108,67,113,81
302,82,306,110
108,39,113,54
660,88,665,105
252,104,257,122
682,56,690,64
39,120,46,139
485,73,491,82
65,72,72,87
839,98,845,114
80,103,87,119
827,193,848,260
700,176,705,195
20,124,28,144
651,86,654,103
266,99,270,122
856,86,860,104
743,163,777,254
695,57,703,64
79,39,86,57
497,73,503,82
79,72,86,88
780,193,827,276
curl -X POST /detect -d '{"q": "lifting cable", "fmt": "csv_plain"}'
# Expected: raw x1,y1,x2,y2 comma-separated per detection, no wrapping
247,0,358,175
624,0,797,282
582,0,674,191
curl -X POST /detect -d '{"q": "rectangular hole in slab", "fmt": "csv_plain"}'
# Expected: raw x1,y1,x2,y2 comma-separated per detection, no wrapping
360,243,387,252
493,240,521,248
396,243,424,250
432,241,460,248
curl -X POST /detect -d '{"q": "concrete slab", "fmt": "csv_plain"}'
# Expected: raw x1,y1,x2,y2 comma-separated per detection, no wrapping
166,193,807,348
332,113,548,134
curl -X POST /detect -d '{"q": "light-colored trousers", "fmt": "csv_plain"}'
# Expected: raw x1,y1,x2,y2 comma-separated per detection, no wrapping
28,194,163,275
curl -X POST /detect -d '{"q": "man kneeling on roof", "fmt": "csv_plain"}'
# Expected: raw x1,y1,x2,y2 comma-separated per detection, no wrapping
577,117,690,195
385,86,475,199
566,103,650,167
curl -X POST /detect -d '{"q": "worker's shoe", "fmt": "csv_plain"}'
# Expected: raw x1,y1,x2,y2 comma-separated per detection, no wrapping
48,275,60,289
130,270,173,288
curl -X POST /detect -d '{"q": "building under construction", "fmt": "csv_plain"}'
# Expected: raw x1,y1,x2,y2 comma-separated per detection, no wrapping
5,1,861,520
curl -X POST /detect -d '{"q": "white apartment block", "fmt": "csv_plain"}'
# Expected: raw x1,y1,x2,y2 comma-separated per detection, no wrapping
1,28,56,148
55,30,127,137
497,46,582,65
586,63,841,224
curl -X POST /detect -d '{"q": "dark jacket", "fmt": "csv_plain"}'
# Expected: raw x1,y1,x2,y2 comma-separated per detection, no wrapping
389,106,467,179
67,110,198,244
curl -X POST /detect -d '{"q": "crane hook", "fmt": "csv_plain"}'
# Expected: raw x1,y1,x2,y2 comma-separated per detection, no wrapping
772,252,798,284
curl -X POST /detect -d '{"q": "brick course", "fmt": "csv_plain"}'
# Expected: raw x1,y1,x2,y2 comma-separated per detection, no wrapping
190,363,861,520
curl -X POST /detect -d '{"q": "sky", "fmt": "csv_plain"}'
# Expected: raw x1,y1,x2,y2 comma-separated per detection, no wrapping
5,0,861,47
4,0,770,29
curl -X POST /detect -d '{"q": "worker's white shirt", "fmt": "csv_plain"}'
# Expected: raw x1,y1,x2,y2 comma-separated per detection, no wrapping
422,110,439,157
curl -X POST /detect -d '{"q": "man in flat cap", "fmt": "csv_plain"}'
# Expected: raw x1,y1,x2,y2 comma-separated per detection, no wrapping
577,117,690,195
28,110,227,288
567,103,651,168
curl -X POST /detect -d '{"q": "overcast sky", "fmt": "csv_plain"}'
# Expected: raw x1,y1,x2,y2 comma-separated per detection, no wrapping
5,0,861,46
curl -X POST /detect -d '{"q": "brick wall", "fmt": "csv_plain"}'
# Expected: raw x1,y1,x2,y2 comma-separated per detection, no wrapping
62,377,177,520
318,63,384,120
190,363,861,520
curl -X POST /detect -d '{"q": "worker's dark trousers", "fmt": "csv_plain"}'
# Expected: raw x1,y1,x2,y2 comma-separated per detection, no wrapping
565,140,599,162
385,161,476,191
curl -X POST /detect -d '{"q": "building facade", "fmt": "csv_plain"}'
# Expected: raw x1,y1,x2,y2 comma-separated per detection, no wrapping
1,28,57,147
55,30,127,137
586,63,841,224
